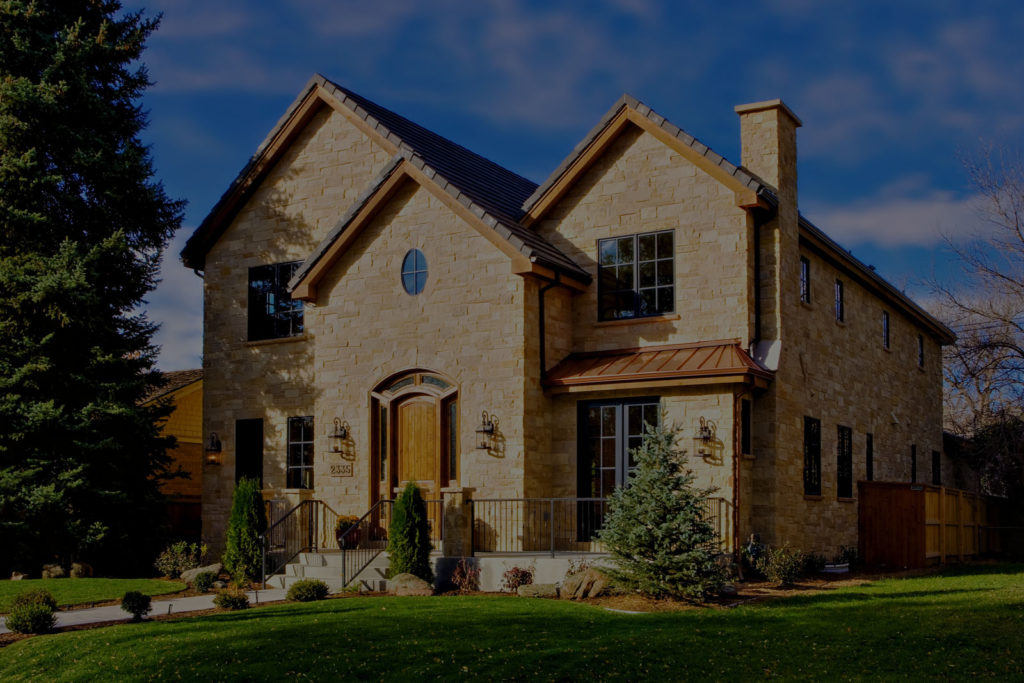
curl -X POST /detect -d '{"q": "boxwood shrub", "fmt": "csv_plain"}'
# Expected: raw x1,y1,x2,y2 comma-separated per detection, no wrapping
286,579,330,602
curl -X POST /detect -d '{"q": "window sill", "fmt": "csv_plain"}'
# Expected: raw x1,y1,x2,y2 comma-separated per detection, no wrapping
245,334,308,348
837,497,856,503
882,345,892,353
803,494,823,501
800,301,813,311
835,319,847,327
595,314,680,328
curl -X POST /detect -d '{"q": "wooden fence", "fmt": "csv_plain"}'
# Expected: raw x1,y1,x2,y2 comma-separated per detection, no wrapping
859,482,1010,569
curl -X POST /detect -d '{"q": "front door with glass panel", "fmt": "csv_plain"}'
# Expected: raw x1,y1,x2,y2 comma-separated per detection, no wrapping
579,398,660,498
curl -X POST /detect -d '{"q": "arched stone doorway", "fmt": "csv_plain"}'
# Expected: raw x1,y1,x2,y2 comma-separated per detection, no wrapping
370,370,458,507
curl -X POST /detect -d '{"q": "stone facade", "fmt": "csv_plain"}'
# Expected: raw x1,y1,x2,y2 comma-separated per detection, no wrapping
189,81,951,559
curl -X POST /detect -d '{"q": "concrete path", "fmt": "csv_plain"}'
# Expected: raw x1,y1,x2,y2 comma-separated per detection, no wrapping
0,587,289,635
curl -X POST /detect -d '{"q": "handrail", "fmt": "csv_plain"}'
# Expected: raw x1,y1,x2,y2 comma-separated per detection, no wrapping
261,499,320,585
339,499,393,586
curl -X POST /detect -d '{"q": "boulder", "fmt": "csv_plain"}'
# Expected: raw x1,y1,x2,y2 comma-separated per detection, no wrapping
10,572,27,581
213,580,227,590
181,563,222,585
70,562,93,578
517,583,558,598
388,573,433,596
718,584,738,597
41,563,66,579
561,568,611,600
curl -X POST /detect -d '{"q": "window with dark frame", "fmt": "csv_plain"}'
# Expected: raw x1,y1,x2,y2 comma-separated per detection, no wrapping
803,416,821,496
445,397,458,482
579,398,660,498
932,450,941,486
597,230,674,321
917,334,925,367
248,262,303,341
835,279,845,322
837,425,852,498
866,432,874,482
235,419,264,486
741,399,752,456
286,416,314,489
911,444,917,483
800,256,811,304
882,311,890,349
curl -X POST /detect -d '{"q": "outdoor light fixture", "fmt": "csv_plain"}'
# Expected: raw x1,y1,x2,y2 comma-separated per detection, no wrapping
475,411,496,449
205,432,222,465
330,418,349,453
696,417,715,455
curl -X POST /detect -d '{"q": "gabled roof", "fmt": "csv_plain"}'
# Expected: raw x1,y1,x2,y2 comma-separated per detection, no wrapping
182,75,542,269
544,341,773,392
143,369,203,404
289,150,590,301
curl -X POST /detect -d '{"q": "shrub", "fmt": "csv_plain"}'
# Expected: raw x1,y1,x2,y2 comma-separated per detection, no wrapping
834,545,859,566
598,421,728,602
755,545,807,586
223,477,267,583
213,590,250,610
120,591,152,622
500,565,534,593
154,541,207,578
287,579,330,602
12,588,58,611
805,552,828,573
6,603,57,634
451,558,480,593
387,482,433,583
193,571,217,593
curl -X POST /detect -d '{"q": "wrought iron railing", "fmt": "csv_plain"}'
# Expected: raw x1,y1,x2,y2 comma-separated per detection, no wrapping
336,499,445,586
261,499,320,584
470,496,732,556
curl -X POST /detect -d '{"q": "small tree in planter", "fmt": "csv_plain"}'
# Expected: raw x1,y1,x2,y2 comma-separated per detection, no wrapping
598,420,727,602
222,477,267,583
387,482,433,583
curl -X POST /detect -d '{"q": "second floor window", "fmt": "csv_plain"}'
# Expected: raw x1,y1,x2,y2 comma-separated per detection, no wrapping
835,279,845,322
800,256,811,304
918,335,925,367
597,230,674,321
248,262,303,341
882,311,890,349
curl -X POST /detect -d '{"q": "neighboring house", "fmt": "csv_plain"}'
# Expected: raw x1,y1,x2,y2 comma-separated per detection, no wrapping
144,369,204,540
182,75,954,560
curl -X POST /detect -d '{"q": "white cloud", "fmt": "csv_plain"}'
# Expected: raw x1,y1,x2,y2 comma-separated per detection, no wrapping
804,190,985,248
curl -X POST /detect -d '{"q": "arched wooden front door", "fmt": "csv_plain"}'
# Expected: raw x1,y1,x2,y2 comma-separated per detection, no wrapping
395,394,440,500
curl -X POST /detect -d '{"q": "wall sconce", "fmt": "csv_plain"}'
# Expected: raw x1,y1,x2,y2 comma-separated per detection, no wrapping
695,417,715,456
330,418,349,453
475,411,496,450
205,432,222,465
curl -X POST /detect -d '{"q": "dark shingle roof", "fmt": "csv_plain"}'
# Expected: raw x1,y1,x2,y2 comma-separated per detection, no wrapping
143,369,203,404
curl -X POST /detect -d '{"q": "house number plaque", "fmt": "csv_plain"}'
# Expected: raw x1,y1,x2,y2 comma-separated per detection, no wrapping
329,463,353,477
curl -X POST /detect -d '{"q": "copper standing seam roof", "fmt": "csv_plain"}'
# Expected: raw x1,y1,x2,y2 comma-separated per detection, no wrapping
543,341,773,389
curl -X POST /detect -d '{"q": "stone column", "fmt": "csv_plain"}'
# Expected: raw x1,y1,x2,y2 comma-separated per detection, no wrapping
441,485,473,557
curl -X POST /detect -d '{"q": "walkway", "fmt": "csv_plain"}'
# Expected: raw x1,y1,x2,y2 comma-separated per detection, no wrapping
0,587,289,635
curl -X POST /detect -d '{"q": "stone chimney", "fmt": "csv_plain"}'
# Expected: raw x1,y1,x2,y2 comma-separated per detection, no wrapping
734,99,801,209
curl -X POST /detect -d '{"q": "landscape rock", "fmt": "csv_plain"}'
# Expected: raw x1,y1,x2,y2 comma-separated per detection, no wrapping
718,584,738,597
41,563,66,579
181,562,222,585
561,568,611,599
388,573,433,596
213,580,227,590
10,572,27,580
517,583,558,598
70,562,93,578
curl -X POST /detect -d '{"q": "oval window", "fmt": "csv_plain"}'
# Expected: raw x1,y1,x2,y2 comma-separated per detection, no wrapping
401,249,427,295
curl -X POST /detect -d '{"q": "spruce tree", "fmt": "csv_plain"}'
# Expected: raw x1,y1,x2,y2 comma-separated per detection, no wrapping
0,2,183,575
387,482,433,583
598,421,727,601
222,478,267,583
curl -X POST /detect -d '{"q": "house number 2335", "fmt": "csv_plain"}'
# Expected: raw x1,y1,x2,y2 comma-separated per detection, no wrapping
329,463,353,477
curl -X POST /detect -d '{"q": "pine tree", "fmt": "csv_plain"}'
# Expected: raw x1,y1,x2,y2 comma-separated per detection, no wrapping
222,478,267,583
0,1,184,576
387,482,433,582
598,421,727,601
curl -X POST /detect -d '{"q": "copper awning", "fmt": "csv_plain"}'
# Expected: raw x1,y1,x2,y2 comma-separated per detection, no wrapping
543,340,773,393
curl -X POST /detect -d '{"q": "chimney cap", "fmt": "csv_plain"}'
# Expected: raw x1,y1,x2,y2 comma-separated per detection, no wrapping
734,99,802,127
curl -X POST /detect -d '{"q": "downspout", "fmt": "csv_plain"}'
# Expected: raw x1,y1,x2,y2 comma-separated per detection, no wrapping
732,386,746,578
538,278,558,379
752,213,762,345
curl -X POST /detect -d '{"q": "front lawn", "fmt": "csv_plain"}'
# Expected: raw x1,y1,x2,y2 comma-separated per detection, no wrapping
0,565,1021,680
0,579,185,613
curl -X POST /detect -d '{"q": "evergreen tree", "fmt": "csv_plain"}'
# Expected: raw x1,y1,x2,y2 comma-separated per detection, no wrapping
387,482,433,583
222,478,267,583
598,421,727,601
0,1,183,575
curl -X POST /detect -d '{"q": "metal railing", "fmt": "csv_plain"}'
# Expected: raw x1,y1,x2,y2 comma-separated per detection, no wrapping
470,496,732,556
336,498,445,586
261,499,320,584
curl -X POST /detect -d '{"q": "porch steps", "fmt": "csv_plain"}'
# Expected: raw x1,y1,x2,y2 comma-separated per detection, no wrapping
267,551,433,593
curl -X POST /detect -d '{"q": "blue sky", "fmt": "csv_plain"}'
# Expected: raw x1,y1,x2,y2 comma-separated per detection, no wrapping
130,0,1024,371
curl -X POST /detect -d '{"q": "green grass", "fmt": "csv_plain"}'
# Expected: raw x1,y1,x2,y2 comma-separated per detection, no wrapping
0,579,185,613
1,565,1022,681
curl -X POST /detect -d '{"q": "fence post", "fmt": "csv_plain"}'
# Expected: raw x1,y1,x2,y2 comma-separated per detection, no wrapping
550,499,555,558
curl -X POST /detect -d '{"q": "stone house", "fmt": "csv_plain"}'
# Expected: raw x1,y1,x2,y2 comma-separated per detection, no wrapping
182,75,953,562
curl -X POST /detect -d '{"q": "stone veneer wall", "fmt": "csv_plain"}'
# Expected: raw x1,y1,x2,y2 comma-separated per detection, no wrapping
201,107,393,554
